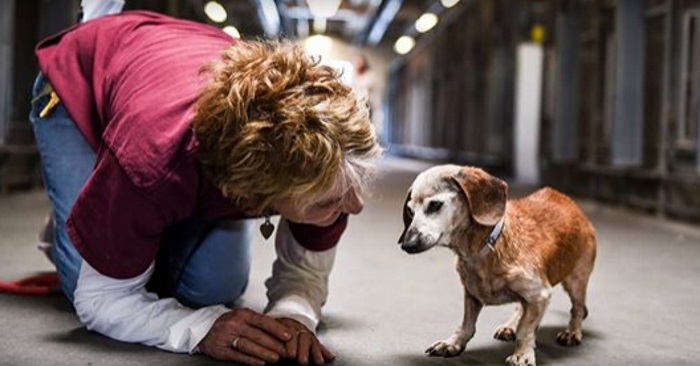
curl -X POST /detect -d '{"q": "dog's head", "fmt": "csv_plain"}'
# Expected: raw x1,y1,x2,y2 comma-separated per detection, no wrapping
398,165,507,254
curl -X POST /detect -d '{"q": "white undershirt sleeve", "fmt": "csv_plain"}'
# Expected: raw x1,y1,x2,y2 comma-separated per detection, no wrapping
264,218,337,332
73,261,229,353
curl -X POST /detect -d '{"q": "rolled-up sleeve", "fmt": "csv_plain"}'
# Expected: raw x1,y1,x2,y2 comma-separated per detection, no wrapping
264,218,342,331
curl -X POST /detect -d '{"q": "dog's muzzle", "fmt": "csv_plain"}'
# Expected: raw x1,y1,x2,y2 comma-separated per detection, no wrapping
399,229,434,254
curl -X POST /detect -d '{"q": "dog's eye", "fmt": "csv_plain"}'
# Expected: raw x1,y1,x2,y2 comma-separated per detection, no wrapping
425,200,443,214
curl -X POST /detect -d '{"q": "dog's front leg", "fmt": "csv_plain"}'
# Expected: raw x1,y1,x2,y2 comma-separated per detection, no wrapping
426,291,482,357
505,290,551,366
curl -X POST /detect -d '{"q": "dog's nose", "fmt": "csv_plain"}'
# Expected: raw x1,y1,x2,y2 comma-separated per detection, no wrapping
400,235,424,254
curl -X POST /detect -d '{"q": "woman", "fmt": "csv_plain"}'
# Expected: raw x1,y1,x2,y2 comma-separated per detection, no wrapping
30,10,380,366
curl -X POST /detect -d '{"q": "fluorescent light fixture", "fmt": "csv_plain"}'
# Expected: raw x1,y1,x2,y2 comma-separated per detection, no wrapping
440,0,461,8
256,0,281,36
415,12,438,33
223,26,241,38
394,35,415,55
204,1,227,23
306,0,342,18
367,0,402,45
304,35,334,58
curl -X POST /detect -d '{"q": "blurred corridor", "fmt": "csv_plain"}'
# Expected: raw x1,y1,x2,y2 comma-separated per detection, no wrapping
3,0,700,220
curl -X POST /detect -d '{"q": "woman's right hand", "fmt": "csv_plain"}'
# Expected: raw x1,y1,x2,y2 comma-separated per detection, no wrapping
198,308,292,366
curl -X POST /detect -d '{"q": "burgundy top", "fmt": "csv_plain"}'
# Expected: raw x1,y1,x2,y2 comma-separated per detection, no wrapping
35,11,347,279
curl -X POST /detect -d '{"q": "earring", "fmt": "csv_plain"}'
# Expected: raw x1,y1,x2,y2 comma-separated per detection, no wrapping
260,216,275,239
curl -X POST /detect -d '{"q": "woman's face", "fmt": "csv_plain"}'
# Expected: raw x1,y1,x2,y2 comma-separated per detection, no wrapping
273,182,364,227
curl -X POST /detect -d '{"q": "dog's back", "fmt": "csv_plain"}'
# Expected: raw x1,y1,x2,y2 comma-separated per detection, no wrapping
507,187,597,286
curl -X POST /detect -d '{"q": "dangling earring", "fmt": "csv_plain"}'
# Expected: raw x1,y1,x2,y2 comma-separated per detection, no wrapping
260,216,275,239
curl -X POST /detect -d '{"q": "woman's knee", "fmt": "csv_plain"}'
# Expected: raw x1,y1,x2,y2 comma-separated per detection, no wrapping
169,220,254,308
177,266,251,308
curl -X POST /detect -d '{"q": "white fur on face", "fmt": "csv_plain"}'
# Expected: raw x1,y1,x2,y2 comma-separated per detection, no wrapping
403,165,469,253
407,191,462,248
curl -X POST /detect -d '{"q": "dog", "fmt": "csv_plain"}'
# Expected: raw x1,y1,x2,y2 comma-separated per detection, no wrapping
398,165,596,366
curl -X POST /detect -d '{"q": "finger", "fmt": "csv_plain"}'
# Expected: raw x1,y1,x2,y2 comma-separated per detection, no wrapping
247,313,292,342
216,347,266,366
310,341,325,365
297,332,313,365
244,326,287,356
285,333,298,360
236,337,281,364
319,342,336,363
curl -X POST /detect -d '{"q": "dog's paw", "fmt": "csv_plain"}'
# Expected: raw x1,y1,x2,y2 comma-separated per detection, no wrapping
425,340,465,357
493,326,516,342
505,349,536,366
556,329,582,346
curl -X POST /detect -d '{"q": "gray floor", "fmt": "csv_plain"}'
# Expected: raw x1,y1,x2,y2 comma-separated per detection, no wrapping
1,157,700,366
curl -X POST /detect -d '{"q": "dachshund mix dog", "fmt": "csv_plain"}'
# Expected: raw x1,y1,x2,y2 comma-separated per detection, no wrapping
398,165,596,366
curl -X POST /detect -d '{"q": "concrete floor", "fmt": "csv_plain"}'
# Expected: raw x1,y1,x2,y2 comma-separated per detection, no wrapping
1,157,700,366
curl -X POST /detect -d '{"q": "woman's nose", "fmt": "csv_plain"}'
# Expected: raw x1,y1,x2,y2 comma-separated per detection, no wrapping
343,188,364,215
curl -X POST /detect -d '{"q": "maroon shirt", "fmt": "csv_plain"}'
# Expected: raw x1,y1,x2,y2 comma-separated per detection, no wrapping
35,11,346,279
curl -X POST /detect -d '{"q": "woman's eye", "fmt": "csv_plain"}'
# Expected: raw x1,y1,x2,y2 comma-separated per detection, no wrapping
425,200,443,214
314,199,341,210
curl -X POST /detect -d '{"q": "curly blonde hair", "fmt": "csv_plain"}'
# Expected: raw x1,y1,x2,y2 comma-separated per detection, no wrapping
192,39,382,214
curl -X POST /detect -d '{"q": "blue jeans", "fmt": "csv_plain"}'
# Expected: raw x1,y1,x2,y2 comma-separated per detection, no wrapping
29,74,253,308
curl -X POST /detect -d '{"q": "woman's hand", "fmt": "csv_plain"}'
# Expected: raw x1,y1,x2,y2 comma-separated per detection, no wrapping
278,317,336,365
198,308,292,366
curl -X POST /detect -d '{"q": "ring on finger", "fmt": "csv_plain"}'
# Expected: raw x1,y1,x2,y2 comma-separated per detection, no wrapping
231,336,243,350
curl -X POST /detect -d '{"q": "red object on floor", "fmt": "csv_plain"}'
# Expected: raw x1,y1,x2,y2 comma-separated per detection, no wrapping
0,272,61,296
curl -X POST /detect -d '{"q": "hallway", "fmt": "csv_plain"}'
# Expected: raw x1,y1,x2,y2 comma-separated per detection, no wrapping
1,157,699,366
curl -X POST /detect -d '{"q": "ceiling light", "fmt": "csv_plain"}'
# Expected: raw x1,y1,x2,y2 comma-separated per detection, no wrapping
223,26,241,38
256,0,281,36
204,1,227,23
415,13,438,33
306,0,342,18
367,0,402,45
394,36,415,55
440,0,461,8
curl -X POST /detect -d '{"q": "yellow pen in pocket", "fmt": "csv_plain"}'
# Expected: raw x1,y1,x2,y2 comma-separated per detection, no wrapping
39,91,61,118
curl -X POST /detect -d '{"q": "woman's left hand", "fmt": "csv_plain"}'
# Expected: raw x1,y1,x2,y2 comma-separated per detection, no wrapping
277,317,335,365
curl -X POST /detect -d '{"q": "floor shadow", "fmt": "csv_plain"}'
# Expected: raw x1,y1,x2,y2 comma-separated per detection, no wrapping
534,325,605,364
317,312,368,333
43,326,154,352
391,325,605,366
42,327,237,365
0,291,73,313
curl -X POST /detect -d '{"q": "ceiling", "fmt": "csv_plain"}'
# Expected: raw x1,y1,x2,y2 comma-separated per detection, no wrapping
181,0,437,51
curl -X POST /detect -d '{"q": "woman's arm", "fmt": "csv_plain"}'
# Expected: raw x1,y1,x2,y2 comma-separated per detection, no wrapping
73,260,228,353
264,218,338,331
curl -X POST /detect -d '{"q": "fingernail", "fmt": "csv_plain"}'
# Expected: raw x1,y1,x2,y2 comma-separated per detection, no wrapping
284,332,291,340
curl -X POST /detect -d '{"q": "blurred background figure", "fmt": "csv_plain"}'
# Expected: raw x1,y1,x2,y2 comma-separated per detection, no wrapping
352,53,384,143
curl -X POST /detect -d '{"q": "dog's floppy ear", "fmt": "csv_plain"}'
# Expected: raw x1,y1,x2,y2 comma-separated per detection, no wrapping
398,188,413,243
451,167,507,226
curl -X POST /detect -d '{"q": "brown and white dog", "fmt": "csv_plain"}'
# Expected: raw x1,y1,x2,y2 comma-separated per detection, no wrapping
398,165,596,366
